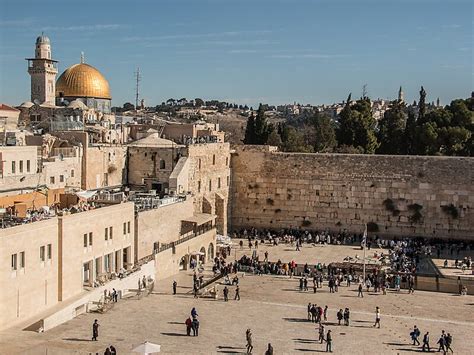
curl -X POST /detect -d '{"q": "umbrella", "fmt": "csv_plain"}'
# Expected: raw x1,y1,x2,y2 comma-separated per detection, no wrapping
190,251,205,256
132,341,161,354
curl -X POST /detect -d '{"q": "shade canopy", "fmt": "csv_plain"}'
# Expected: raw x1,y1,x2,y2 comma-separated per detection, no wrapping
132,341,161,354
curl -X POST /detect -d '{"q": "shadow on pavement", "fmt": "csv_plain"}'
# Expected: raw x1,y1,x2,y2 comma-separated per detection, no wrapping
283,318,311,323
160,332,188,337
62,338,91,342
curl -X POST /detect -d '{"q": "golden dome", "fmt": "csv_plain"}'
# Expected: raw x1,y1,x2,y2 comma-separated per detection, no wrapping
56,63,111,100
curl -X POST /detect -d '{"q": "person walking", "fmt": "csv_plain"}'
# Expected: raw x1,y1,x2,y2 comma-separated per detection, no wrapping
191,307,198,319
445,333,453,354
325,329,332,352
185,317,192,336
234,285,240,300
373,306,381,328
318,323,325,344
192,317,200,336
246,328,253,354
223,286,229,301
324,305,328,322
411,325,421,345
92,319,99,341
265,343,274,355
343,308,350,326
422,331,430,352
337,309,343,325
437,332,446,354
109,345,117,355
172,280,177,295
307,303,312,321
358,283,363,297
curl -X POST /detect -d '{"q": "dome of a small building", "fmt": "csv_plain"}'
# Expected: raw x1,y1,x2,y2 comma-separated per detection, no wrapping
36,34,50,44
19,101,34,108
67,99,88,110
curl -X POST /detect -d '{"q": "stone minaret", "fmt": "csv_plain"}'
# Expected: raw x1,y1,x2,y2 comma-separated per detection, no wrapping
26,34,58,105
398,86,404,103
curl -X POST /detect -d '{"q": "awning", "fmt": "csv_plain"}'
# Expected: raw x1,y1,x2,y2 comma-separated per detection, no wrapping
132,341,161,354
75,190,98,200
183,213,216,226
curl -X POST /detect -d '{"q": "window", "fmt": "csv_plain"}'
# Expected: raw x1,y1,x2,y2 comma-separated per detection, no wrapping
198,159,201,170
70,169,74,177
127,221,131,234
123,222,126,235
20,251,25,268
198,180,201,193
12,161,15,174
50,176,55,184
40,246,45,261
109,226,113,239
105,227,109,240
226,157,229,166
19,160,23,173
59,175,64,183
209,179,212,191
218,177,221,189
84,234,88,247
160,159,166,169
89,232,93,246
227,176,230,186
47,244,52,260
212,154,216,165
27,160,31,172
11,254,17,270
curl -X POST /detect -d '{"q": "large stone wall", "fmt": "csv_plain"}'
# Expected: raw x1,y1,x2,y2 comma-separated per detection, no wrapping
230,146,474,239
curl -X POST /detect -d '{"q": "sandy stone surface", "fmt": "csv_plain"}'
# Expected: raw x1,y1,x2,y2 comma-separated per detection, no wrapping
1,243,473,355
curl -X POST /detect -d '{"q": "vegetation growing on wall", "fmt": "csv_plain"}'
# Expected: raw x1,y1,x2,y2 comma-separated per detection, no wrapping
408,203,423,223
367,222,379,232
383,198,400,216
441,204,459,219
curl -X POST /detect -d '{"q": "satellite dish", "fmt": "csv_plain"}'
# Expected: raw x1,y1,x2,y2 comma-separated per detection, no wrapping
33,99,40,105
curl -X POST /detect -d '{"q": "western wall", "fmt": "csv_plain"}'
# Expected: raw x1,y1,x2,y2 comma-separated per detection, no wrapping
230,146,474,239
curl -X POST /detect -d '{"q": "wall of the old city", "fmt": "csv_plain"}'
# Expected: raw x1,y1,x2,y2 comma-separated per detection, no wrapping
85,145,127,190
231,146,474,239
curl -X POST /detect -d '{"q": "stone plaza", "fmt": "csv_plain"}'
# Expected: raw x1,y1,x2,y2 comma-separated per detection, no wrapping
1,242,473,354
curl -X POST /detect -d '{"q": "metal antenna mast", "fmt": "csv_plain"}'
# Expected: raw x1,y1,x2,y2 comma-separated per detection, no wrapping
135,67,141,111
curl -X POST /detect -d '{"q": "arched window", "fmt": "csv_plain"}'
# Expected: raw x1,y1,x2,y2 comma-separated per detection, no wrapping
160,159,166,169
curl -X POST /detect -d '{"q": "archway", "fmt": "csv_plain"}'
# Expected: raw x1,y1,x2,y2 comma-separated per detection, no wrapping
208,243,214,262
179,255,188,271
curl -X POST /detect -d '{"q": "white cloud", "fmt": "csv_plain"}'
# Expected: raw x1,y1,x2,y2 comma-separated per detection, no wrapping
42,24,123,32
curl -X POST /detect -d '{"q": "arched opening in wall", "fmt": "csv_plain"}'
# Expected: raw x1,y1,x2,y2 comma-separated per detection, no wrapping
202,197,212,214
179,255,188,271
208,243,214,261
199,247,206,264
159,159,166,169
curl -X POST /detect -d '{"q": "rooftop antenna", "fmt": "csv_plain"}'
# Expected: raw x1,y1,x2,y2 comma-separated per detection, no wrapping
80,51,85,64
135,67,141,113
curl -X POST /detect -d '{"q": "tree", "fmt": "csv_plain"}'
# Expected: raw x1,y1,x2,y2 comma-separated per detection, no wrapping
123,102,135,111
194,98,204,107
310,113,337,152
377,100,407,154
404,111,417,155
337,94,379,153
280,126,313,153
243,114,256,144
266,126,282,147
418,86,427,121
253,104,271,144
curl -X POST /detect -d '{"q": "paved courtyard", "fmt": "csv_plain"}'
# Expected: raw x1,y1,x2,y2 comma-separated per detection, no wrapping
1,243,473,354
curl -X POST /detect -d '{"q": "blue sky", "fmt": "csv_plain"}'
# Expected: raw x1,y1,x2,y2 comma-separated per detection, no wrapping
0,0,472,108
